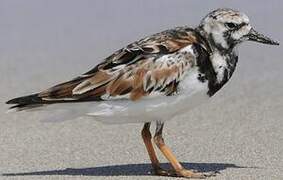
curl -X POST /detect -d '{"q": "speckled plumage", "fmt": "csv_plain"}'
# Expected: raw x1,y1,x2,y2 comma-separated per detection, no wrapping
6,8,279,178
29,27,210,102
6,8,279,120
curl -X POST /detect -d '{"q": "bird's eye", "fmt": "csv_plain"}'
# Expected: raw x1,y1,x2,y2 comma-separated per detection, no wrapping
225,22,237,29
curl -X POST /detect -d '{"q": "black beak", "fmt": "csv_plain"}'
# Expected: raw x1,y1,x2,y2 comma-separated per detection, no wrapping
246,28,279,45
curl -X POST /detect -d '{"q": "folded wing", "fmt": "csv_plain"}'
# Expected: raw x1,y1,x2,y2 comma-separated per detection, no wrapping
7,27,203,109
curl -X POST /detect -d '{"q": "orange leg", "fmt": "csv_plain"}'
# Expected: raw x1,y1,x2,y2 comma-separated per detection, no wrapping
153,121,217,178
141,122,176,176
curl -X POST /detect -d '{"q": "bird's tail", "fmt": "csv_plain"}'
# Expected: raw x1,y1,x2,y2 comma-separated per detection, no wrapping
6,94,44,111
6,94,90,122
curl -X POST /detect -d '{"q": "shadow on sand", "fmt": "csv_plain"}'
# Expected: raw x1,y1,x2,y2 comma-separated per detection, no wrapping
2,162,255,177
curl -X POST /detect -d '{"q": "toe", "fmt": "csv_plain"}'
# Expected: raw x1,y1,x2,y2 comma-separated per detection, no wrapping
176,169,219,179
153,167,177,177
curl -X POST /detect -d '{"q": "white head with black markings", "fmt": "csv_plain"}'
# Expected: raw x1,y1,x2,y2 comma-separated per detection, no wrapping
199,8,279,51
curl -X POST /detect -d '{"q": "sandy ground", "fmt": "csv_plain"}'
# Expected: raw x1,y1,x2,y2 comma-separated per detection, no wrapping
0,0,282,179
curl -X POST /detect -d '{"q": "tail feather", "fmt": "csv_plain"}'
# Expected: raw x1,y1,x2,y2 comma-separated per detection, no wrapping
6,94,43,105
6,94,44,111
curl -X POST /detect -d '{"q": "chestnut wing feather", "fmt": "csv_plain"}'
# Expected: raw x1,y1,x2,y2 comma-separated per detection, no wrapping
31,27,200,103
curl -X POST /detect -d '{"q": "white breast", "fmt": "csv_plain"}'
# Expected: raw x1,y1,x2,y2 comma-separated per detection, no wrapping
34,45,210,124
210,51,228,83
85,67,209,124
32,67,209,124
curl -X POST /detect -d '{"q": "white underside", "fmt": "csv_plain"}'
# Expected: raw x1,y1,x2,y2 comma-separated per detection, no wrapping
19,68,209,124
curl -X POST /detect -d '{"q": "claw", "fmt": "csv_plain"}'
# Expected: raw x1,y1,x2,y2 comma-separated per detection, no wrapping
175,169,218,179
153,167,177,177
153,167,219,178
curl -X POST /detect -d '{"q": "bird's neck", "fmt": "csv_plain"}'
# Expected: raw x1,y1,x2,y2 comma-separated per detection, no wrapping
206,49,238,96
194,27,238,96
210,49,238,83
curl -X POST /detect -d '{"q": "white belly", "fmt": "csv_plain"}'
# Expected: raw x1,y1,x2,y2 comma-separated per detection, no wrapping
33,69,209,124
86,68,209,124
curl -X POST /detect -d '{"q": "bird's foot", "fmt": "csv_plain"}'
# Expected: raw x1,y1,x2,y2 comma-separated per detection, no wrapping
175,169,219,179
153,167,218,178
153,167,177,177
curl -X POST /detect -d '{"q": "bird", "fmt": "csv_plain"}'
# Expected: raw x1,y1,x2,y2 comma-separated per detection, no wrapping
6,8,279,178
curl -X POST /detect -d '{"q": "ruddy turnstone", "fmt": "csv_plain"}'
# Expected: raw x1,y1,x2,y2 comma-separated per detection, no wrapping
7,8,279,178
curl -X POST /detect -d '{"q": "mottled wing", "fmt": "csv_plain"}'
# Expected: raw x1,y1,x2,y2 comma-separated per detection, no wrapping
7,27,203,108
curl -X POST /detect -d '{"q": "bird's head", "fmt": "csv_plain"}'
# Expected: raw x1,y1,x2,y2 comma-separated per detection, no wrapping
199,8,279,51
